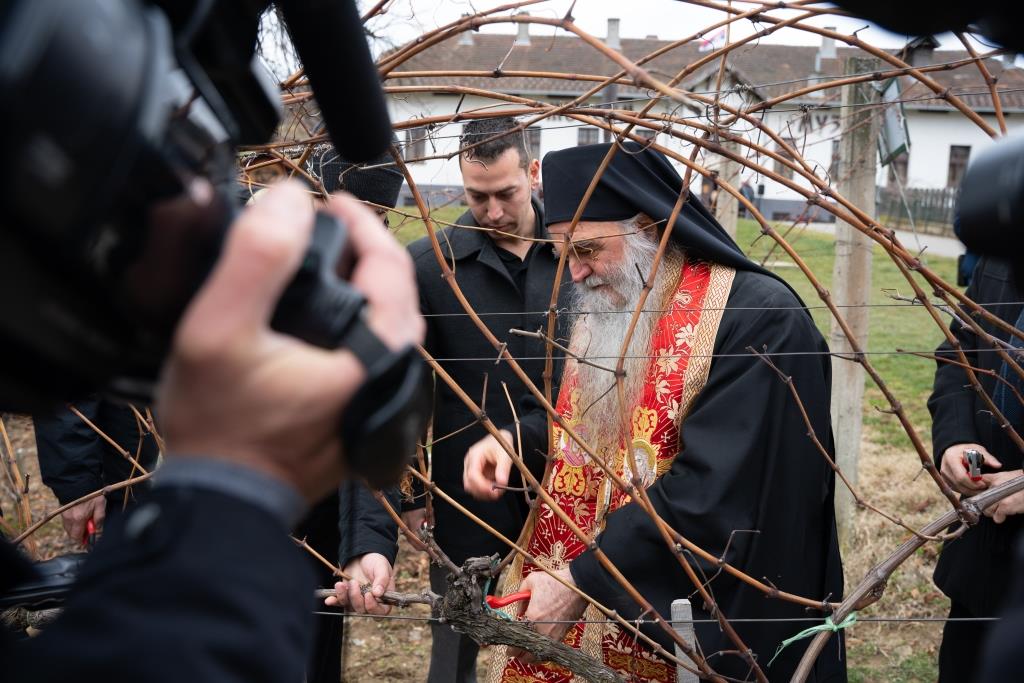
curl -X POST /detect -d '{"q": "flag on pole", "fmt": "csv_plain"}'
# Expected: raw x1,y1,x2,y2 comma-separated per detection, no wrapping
698,27,726,52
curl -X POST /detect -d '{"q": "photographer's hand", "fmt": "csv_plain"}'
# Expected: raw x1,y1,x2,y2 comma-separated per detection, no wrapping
156,181,422,503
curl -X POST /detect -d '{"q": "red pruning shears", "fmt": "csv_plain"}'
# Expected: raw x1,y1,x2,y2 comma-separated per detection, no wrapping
963,449,984,483
485,590,532,610
82,518,97,549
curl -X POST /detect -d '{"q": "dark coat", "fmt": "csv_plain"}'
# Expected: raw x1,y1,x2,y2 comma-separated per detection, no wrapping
565,270,846,682
930,257,1024,616
34,396,160,508
339,199,571,567
2,486,316,683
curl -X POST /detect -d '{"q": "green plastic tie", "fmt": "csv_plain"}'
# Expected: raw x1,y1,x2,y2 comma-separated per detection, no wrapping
768,612,857,667
480,577,514,621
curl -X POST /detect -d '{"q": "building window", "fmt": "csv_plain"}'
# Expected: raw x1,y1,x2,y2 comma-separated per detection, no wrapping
526,127,542,161
404,126,428,162
776,137,797,181
634,128,656,142
947,145,970,188
888,151,909,187
578,127,600,146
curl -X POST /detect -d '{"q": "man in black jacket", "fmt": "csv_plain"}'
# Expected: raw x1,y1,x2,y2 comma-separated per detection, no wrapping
331,116,569,683
929,256,1024,682
33,397,160,544
2,182,424,682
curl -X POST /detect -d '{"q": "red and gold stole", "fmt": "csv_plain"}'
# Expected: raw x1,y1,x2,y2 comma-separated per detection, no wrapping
486,254,735,683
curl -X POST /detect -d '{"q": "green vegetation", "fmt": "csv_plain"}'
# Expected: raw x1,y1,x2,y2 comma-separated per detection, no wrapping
737,219,959,447
388,206,466,247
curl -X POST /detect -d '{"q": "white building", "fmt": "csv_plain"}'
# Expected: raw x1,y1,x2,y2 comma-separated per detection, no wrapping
384,20,1024,225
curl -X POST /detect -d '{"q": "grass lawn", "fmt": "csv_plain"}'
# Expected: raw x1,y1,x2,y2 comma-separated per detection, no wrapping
735,219,960,447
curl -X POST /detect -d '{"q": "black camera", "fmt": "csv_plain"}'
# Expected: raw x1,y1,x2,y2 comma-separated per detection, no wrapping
0,0,428,487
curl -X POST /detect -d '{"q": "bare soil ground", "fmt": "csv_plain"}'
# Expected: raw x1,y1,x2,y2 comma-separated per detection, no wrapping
2,414,949,682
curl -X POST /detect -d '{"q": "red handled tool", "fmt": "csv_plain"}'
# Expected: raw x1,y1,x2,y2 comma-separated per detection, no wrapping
485,590,531,609
82,518,97,549
963,448,984,483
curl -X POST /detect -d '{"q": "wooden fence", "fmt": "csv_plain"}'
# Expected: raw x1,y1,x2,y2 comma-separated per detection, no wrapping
877,185,958,237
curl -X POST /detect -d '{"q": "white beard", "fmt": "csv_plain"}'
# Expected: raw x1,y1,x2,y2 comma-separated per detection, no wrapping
568,232,676,458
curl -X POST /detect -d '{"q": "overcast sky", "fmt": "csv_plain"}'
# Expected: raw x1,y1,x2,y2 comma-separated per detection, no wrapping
361,0,988,53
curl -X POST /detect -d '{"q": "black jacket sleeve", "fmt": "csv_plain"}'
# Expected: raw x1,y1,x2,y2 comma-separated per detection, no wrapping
928,274,984,464
33,398,104,505
501,343,565,477
338,481,401,567
5,486,316,683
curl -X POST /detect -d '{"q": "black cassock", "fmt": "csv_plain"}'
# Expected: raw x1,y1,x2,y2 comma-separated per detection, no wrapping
539,268,847,683
535,141,846,682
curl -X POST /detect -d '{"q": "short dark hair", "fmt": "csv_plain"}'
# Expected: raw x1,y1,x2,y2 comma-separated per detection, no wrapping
460,116,530,169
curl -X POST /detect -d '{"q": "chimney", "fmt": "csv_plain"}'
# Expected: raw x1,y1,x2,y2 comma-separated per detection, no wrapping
515,12,530,46
810,26,835,95
819,27,837,61
911,46,934,67
606,18,621,50
903,35,938,67
458,14,474,46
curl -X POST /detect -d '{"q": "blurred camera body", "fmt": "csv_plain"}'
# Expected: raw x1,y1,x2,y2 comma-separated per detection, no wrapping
0,0,426,487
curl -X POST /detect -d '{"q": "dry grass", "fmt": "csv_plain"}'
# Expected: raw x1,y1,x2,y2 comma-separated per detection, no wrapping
843,433,949,682
0,414,77,562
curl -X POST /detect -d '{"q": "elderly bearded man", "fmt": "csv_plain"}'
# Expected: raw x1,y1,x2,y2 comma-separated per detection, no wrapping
464,142,846,683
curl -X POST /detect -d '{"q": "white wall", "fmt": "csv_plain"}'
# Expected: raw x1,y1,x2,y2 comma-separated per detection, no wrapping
387,89,1023,204
895,111,1024,189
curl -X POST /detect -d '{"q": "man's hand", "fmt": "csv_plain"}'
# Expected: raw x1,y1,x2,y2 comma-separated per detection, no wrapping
463,429,514,501
157,181,423,503
939,443,1001,496
509,567,587,662
981,469,1024,523
61,496,106,546
324,553,396,615
401,508,427,531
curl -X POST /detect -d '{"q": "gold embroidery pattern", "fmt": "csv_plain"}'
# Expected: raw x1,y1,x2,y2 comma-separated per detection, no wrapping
488,255,720,683
551,393,590,498
677,263,735,430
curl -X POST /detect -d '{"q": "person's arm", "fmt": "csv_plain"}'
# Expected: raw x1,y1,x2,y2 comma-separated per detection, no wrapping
504,390,554,478
4,182,423,682
9,467,316,683
338,481,401,567
927,262,1002,494
34,398,104,505
466,279,570,494
34,400,109,543
333,481,401,616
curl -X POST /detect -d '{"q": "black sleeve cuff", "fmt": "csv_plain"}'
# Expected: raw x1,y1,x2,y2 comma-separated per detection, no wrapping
569,546,633,618
155,458,307,530
337,482,400,567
